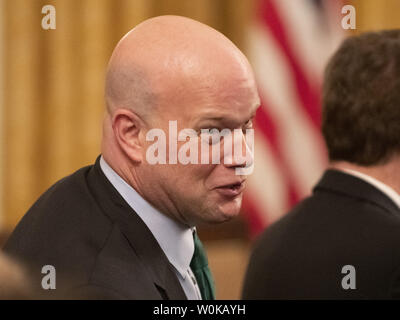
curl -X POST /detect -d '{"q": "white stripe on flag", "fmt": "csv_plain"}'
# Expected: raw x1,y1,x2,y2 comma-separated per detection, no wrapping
248,23,327,197
273,0,342,80
247,134,289,224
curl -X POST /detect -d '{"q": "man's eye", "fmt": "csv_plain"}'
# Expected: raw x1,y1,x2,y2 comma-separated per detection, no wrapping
198,128,222,135
242,120,253,133
199,128,224,145
244,120,253,128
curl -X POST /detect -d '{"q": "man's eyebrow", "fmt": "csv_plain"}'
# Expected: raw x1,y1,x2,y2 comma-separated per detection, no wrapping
195,103,260,126
198,110,258,125
200,106,260,122
200,116,225,122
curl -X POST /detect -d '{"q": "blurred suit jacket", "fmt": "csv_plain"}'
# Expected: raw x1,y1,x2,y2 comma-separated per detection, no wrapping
3,156,187,299
242,169,400,299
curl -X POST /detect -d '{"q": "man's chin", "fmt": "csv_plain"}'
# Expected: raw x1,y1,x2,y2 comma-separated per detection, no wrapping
193,195,243,225
211,200,242,224
195,207,240,226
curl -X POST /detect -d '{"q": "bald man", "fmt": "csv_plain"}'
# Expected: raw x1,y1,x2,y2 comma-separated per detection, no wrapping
3,16,260,299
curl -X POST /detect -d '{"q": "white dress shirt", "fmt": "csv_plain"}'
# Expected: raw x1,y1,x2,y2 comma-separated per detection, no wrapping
99,156,202,300
342,168,400,208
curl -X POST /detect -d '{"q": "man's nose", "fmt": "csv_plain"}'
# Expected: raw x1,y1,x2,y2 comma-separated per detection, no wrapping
223,129,254,170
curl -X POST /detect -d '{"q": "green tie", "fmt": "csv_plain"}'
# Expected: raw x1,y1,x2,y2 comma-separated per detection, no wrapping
190,232,216,300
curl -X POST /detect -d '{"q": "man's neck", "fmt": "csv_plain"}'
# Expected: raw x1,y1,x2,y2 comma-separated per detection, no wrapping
330,159,400,195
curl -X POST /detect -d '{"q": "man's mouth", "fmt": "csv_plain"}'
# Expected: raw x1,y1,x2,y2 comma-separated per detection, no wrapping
215,181,245,197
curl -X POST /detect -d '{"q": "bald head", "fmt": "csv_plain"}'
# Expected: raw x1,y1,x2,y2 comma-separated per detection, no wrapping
102,15,259,226
105,15,255,122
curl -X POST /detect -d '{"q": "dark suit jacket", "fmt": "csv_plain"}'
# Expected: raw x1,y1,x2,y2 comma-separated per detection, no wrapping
242,169,400,299
3,156,187,299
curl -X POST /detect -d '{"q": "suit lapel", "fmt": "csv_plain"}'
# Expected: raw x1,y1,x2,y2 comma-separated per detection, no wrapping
88,156,187,300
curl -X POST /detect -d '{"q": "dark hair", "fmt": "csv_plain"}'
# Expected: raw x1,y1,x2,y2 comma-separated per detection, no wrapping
322,30,400,165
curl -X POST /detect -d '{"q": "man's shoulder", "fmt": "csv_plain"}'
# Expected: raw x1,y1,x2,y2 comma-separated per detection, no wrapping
21,163,95,218
3,162,113,286
4,162,110,241
258,184,400,243
251,178,400,275
245,186,400,299
3,160,169,299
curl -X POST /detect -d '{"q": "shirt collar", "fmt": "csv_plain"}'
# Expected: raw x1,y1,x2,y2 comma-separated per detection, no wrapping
99,156,194,279
342,168,400,209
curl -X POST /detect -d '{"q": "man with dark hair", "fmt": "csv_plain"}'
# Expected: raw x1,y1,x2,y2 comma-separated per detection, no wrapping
242,30,400,299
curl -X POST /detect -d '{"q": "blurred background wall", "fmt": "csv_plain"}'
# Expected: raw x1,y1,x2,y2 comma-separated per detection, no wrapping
0,0,400,299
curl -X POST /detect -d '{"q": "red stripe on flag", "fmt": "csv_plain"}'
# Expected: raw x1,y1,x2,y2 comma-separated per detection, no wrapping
254,101,301,208
242,193,267,237
258,0,322,129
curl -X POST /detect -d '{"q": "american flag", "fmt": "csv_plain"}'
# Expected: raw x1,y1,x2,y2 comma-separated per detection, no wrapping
242,0,345,236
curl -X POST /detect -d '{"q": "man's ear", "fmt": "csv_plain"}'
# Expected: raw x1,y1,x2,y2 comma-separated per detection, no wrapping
112,109,145,163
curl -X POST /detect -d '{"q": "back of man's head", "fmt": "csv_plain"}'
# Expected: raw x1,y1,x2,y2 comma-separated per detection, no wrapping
322,30,400,166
